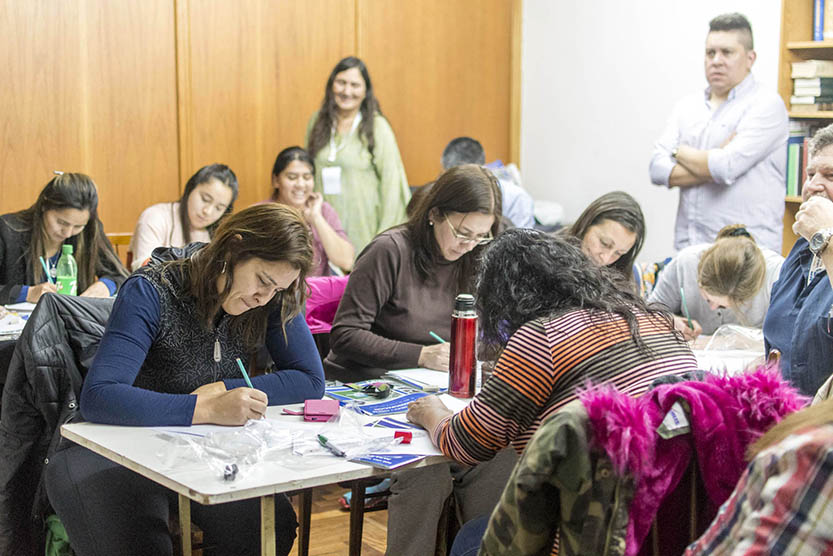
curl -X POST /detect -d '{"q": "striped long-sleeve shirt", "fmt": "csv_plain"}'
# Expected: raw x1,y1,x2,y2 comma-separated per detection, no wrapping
434,309,697,465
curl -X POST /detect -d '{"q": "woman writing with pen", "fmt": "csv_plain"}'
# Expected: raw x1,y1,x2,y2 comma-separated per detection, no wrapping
647,224,783,339
0,172,127,304
324,164,518,556
46,204,325,556
324,164,502,382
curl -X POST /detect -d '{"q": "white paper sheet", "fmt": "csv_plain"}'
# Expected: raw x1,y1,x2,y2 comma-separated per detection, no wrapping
5,302,36,312
0,313,26,335
386,368,449,390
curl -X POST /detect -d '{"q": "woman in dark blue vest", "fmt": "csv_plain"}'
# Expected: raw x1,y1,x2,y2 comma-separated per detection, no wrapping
46,204,325,556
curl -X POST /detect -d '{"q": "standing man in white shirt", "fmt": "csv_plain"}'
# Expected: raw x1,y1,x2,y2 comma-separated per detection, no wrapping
649,13,788,253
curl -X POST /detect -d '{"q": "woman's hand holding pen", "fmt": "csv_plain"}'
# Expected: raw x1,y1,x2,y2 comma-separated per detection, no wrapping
673,315,702,341
26,282,57,303
191,380,227,398
192,386,268,425
418,342,450,372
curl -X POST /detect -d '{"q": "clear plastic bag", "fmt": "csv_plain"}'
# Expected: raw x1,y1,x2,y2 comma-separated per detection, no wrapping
695,324,766,375
154,405,403,481
703,324,765,352
154,419,294,482
291,403,402,460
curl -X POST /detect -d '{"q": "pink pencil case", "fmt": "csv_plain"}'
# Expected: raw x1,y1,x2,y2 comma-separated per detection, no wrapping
281,399,340,422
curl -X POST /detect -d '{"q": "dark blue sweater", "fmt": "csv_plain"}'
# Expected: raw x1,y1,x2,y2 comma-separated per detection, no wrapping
81,276,325,426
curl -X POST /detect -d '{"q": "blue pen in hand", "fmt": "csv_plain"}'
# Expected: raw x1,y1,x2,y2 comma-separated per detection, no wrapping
39,256,54,284
428,331,446,343
318,434,346,457
235,357,254,388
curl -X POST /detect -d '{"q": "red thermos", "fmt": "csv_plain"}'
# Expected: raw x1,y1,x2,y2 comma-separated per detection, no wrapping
449,294,477,398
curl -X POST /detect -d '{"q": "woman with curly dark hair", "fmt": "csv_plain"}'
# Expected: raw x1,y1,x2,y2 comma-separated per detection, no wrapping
306,56,411,253
407,229,696,555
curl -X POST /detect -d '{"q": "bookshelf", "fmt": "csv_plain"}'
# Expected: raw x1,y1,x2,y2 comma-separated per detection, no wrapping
777,0,833,254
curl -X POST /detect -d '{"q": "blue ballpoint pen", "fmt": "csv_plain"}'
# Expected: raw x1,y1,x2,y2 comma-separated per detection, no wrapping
39,256,54,284
235,357,254,388
428,331,446,343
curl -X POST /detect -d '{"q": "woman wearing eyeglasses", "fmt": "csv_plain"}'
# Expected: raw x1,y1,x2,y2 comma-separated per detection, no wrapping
323,163,501,382
325,164,516,556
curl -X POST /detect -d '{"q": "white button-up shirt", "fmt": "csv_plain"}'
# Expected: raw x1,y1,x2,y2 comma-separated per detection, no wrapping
649,74,788,253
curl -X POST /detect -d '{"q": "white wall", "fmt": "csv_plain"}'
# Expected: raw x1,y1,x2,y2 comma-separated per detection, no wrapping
520,1,782,261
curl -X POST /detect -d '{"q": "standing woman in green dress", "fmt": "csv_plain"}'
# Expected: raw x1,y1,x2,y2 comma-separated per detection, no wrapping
307,56,411,253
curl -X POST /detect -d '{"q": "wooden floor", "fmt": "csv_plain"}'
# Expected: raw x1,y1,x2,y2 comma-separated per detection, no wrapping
290,484,388,556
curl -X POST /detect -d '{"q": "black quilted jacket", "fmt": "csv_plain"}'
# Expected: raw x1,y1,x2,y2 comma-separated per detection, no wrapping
0,293,113,555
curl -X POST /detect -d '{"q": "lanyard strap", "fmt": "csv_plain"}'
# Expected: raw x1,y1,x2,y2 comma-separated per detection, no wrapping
327,111,362,163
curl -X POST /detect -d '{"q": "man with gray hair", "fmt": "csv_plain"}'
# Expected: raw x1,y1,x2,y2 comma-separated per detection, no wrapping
442,136,535,228
649,12,788,253
764,122,833,396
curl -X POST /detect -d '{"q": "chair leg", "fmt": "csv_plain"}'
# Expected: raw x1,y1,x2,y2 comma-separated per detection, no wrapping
297,488,312,556
349,481,367,556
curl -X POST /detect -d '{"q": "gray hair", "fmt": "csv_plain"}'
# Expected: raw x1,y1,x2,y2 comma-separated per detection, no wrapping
809,123,833,158
708,13,753,50
441,137,486,170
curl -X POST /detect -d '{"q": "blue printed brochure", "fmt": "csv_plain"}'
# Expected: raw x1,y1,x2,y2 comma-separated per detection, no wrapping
350,453,427,469
325,379,434,416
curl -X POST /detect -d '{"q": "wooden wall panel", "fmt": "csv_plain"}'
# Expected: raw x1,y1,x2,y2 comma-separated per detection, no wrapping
0,0,179,233
182,0,356,208
357,0,513,186
2,0,516,234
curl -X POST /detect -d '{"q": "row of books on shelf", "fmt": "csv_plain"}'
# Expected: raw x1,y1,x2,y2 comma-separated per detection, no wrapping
786,134,807,197
813,0,833,41
785,121,822,197
790,61,833,113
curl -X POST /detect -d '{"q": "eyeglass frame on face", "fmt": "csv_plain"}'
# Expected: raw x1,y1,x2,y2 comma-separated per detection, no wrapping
444,214,493,246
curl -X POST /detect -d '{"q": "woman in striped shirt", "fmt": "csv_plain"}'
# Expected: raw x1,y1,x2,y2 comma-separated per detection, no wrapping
407,229,697,554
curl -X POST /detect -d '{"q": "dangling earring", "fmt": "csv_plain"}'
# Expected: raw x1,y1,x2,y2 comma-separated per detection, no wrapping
221,261,227,274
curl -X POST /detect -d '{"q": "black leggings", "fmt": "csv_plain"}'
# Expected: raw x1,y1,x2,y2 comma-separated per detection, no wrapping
45,443,297,556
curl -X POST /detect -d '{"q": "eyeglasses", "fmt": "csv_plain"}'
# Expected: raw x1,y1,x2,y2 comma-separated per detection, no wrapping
445,216,493,246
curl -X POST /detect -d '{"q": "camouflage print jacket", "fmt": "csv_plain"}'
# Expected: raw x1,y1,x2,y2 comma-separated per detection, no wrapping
479,401,634,556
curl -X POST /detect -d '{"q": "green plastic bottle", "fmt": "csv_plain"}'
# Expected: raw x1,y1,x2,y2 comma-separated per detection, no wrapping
55,244,77,296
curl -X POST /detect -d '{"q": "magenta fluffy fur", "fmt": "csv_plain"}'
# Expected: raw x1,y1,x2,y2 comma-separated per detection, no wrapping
577,363,808,479
578,382,661,479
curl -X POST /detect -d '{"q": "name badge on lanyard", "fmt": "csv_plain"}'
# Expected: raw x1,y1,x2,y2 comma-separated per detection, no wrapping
323,112,362,196
322,166,342,195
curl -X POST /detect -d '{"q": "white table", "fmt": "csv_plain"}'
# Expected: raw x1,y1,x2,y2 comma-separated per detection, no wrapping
61,404,451,556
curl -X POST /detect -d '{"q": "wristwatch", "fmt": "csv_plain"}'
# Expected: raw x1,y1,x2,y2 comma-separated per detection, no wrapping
809,227,833,256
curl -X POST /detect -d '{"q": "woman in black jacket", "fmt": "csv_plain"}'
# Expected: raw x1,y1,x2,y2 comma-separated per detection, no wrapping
0,172,127,304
